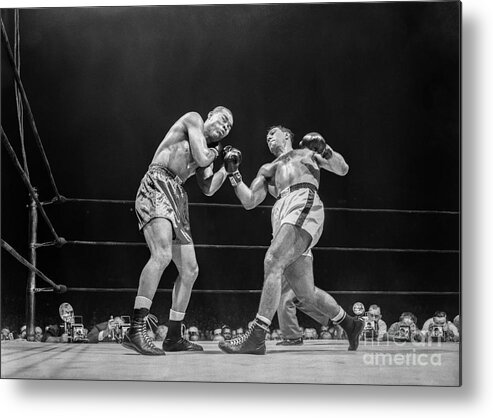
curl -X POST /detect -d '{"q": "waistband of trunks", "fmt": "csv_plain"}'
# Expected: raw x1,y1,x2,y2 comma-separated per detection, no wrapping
277,183,318,200
148,163,183,185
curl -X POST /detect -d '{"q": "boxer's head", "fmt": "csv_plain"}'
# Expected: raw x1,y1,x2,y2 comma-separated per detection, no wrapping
266,126,294,156
204,106,233,143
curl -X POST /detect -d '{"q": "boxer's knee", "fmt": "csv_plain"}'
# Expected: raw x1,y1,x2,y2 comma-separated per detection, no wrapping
180,262,199,286
150,247,172,271
264,251,285,278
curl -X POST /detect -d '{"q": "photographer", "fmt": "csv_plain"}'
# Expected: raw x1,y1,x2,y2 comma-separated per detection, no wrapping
421,311,459,342
361,304,388,342
387,312,423,342
87,316,126,343
42,325,69,343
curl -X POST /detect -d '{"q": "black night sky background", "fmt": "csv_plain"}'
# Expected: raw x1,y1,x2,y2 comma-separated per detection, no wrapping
1,2,460,331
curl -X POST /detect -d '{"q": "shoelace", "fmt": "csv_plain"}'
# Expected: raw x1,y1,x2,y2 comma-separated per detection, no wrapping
228,326,254,346
138,323,159,350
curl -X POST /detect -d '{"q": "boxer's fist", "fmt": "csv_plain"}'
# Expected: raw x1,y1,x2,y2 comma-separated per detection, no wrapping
222,146,242,173
299,132,333,159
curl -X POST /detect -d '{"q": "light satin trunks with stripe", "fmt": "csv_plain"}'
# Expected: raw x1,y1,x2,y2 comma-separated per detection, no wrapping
271,184,324,257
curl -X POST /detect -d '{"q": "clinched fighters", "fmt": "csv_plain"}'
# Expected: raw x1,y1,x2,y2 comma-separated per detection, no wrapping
123,106,233,355
219,126,364,354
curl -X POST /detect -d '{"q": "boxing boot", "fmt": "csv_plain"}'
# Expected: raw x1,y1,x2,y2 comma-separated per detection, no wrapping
219,319,267,355
338,314,365,351
122,308,166,356
162,320,203,351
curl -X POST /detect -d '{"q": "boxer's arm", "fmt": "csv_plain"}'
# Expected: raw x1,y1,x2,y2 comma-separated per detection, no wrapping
196,165,228,196
314,149,349,176
183,112,218,167
233,165,270,210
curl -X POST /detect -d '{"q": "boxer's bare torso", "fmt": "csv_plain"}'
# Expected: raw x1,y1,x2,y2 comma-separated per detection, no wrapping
260,149,321,198
151,113,204,183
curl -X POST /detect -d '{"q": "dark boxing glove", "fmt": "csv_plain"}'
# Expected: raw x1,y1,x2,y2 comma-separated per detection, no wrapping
222,145,243,186
299,132,333,159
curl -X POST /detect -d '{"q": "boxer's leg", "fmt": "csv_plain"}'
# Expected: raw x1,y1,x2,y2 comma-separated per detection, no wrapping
137,218,174,300
258,224,312,321
284,253,364,351
276,279,303,343
123,218,172,355
219,224,311,355
162,243,203,351
284,255,340,319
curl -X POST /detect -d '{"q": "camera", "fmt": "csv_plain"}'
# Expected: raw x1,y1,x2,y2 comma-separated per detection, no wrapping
362,316,379,341
430,324,446,342
111,316,131,343
394,325,411,342
58,303,88,343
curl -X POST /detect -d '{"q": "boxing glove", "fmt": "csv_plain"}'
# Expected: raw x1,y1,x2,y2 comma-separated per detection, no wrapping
299,132,333,159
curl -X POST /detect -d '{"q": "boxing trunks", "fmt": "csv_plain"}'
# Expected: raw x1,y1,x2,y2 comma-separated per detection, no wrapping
271,183,324,256
135,163,192,245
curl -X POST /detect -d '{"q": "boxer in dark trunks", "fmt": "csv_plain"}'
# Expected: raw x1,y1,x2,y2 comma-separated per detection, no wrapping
219,126,363,354
123,106,233,355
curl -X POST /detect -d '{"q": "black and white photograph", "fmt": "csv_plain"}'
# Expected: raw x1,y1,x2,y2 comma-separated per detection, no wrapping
1,0,461,387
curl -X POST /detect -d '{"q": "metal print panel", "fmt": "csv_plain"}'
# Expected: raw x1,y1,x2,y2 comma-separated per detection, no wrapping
0,1,461,386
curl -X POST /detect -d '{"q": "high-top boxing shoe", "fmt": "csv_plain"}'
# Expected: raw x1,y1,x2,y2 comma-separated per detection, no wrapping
218,319,268,355
338,314,365,351
162,320,203,352
122,308,166,356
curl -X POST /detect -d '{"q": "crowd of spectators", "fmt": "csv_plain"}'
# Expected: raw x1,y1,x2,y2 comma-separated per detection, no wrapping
1,303,461,344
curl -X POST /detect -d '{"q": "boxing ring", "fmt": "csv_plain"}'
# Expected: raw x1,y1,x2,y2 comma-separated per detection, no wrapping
1,14,460,385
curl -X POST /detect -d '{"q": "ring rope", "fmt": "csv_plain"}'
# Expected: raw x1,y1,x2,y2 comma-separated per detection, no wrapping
1,238,65,292
1,127,63,244
43,196,459,216
47,239,458,254
66,287,459,295
1,18,61,199
13,10,29,179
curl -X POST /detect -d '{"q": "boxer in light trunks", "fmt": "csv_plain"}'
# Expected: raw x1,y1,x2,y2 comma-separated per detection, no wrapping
123,106,233,355
219,126,363,354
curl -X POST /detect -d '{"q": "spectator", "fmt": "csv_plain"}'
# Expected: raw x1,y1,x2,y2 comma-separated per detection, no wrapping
34,326,44,342
15,325,27,340
1,328,14,341
212,329,224,342
42,325,69,343
453,315,460,337
422,311,459,342
387,312,422,342
188,326,199,341
154,325,168,341
221,325,232,341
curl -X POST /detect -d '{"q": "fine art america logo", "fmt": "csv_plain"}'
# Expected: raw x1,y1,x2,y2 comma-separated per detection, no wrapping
362,347,443,367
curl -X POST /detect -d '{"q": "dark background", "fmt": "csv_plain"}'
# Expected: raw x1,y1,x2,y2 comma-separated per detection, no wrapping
1,2,460,332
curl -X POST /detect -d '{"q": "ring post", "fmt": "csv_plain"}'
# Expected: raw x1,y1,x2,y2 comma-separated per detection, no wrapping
26,188,38,341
